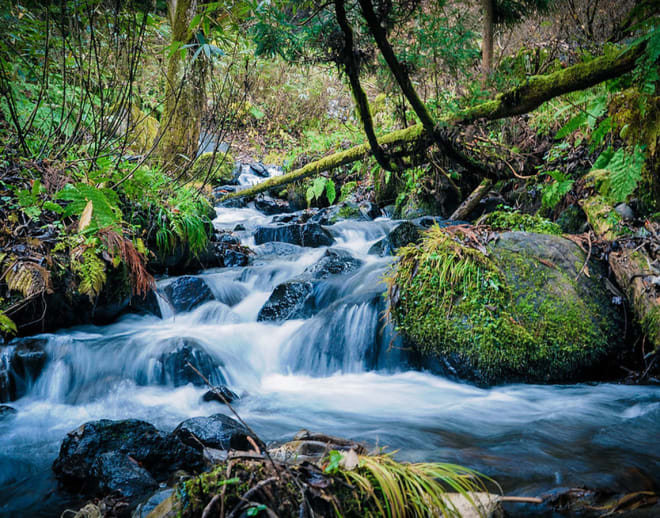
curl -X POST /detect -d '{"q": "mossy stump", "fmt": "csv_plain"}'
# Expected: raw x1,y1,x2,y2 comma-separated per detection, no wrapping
387,227,626,385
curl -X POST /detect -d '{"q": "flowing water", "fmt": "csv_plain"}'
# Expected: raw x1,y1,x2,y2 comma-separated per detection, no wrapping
1,169,659,517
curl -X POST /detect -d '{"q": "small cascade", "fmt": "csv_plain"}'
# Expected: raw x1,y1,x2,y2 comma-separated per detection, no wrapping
1,161,659,517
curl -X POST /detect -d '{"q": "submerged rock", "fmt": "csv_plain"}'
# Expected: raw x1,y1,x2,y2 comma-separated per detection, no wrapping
154,338,225,387
0,338,48,402
303,249,363,280
389,228,626,385
0,405,17,418
163,276,214,313
52,419,204,491
257,280,314,321
202,387,239,404
173,413,252,451
254,223,334,247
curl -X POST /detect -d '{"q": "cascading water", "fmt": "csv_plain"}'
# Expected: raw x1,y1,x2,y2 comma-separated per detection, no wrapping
1,167,659,517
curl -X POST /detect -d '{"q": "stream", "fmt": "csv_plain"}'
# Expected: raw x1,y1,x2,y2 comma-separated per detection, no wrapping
1,167,659,517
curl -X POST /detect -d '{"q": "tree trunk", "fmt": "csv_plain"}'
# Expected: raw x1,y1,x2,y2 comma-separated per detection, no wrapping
159,0,207,172
481,0,495,81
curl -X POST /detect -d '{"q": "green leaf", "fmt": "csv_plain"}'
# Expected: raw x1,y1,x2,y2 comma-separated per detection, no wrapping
593,146,646,204
325,179,336,204
311,177,326,199
247,505,267,517
541,170,574,209
555,112,588,139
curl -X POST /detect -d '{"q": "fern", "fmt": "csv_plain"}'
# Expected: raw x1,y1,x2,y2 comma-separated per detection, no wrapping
57,183,122,231
3,259,53,298
542,170,574,209
592,146,646,204
72,249,107,300
0,310,16,336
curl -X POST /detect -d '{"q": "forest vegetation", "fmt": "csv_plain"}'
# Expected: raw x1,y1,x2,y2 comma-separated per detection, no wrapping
0,0,659,517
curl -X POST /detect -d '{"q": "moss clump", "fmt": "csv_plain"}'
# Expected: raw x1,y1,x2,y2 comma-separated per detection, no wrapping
167,460,369,518
387,227,623,385
189,152,235,184
481,210,562,235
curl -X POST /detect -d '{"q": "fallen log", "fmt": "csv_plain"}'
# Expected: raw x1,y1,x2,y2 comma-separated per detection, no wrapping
579,193,660,350
451,179,492,220
220,44,643,202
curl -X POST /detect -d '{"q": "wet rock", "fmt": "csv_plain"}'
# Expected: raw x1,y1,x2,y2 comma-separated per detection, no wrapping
257,280,313,321
216,232,241,246
254,195,293,215
202,387,239,404
222,247,251,267
233,224,246,232
173,413,252,451
217,196,247,209
303,249,363,280
0,405,17,418
91,451,158,499
163,276,214,313
132,488,174,518
254,242,303,257
0,338,48,402
368,221,422,256
272,213,298,224
249,162,269,177
155,338,225,387
127,289,162,318
254,223,334,248
52,419,204,489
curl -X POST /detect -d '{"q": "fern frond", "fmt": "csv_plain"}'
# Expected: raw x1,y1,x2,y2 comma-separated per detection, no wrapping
2,260,53,298
57,183,122,230
593,146,646,204
71,249,107,301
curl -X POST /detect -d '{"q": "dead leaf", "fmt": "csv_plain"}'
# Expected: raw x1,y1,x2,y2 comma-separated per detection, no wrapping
78,200,93,232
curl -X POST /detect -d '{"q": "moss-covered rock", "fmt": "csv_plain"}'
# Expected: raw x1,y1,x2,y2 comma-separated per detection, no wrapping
189,152,235,184
110,104,159,154
387,227,625,385
481,210,562,235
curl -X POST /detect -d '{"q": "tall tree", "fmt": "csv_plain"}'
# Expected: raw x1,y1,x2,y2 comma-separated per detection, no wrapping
480,0,550,80
159,0,208,171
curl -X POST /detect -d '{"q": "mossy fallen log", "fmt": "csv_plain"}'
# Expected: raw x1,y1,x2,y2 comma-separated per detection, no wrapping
580,195,660,350
220,44,643,203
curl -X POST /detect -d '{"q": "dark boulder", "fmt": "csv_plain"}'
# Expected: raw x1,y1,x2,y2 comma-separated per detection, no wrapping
257,280,313,321
303,249,363,280
9,338,48,399
163,276,214,313
368,221,422,256
154,338,225,387
173,413,252,451
249,162,269,177
222,247,251,267
254,195,293,215
91,451,158,499
52,419,204,489
202,386,239,404
254,223,334,248
127,289,162,318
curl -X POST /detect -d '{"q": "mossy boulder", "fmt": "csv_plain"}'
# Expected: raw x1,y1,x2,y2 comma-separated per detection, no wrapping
109,103,159,154
190,152,236,184
388,227,626,385
480,210,562,235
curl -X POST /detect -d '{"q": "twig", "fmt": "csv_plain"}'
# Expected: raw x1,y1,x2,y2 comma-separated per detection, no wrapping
226,477,279,518
499,496,544,504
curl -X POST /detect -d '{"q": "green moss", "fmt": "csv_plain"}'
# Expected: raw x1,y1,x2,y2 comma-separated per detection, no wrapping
642,306,660,350
387,227,620,384
481,210,562,235
190,152,235,184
